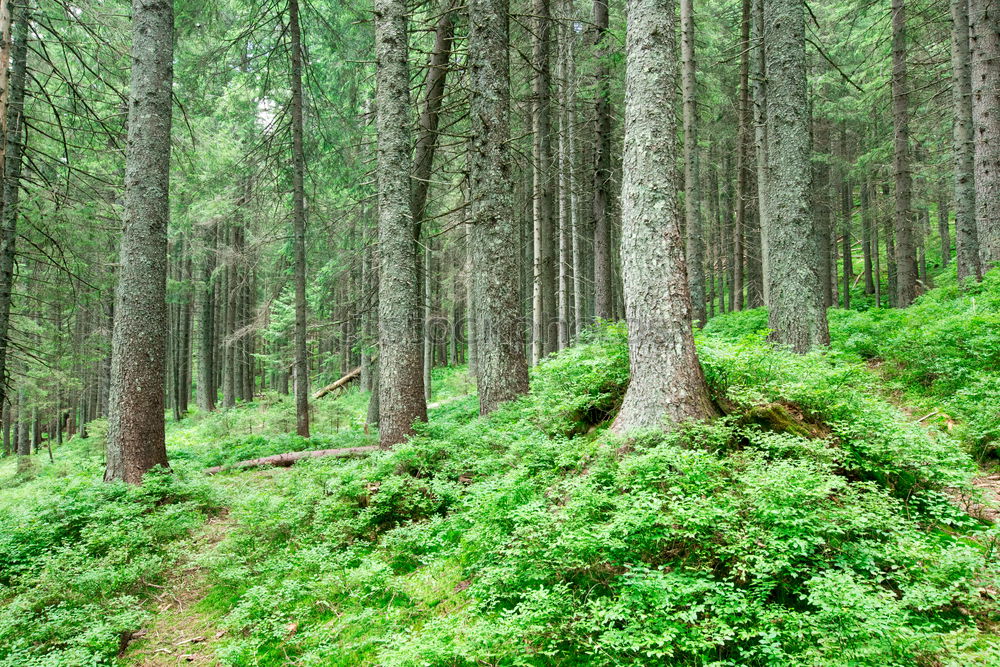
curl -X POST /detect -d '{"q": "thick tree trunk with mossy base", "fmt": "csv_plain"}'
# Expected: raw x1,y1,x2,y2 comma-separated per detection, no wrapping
468,0,529,415
969,0,1000,271
612,0,715,434
761,0,829,353
105,0,173,484
375,0,426,445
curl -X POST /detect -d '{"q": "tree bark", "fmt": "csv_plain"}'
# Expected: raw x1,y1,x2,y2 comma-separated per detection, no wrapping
195,220,216,410
411,0,455,396
105,0,173,484
761,0,829,352
731,43,750,318
2,401,9,456
556,5,573,348
938,192,950,267
468,0,530,414
681,0,706,327
952,0,981,282
221,223,236,408
873,185,882,307
205,445,378,475
423,236,432,401
884,182,897,306
592,0,613,320
289,0,310,436
531,0,555,362
411,1,455,239
861,179,875,293
568,39,585,336
891,0,917,306
839,127,852,308
751,0,769,305
612,0,715,433
375,0,426,444
0,0,12,179
813,119,833,309
969,0,1000,271
0,2,26,418
313,366,361,399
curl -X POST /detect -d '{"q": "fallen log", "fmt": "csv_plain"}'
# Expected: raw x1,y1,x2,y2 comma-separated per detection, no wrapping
205,445,379,475
312,367,362,400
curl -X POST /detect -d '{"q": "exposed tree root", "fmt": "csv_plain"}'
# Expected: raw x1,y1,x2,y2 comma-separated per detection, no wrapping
714,395,829,439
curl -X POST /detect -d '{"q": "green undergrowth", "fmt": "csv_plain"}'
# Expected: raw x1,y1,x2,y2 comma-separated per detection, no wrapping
2,288,999,665
0,459,220,666
199,323,998,665
705,268,1000,463
0,367,471,667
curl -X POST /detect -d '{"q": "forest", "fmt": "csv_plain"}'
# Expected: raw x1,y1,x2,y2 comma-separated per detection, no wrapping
0,0,999,663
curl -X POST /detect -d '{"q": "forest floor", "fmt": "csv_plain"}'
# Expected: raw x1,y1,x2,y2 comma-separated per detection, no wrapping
972,473,1000,522
3,276,1000,666
122,513,233,666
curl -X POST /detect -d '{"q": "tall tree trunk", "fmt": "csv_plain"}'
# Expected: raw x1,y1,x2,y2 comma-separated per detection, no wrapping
814,119,833,309
842,180,852,308
751,0,769,304
105,0,173,483
861,179,875,293
411,2,454,239
556,8,572,349
891,0,917,306
969,0,1000,271
884,182,898,306
289,0,310,437
15,386,26,465
468,0,530,414
938,191,950,267
723,151,735,310
681,0,706,326
952,0,981,282
0,2,27,419
736,0,759,311
375,0,426,444
412,0,455,393
592,0,613,320
423,238,432,401
0,0,12,178
531,0,555,362
180,255,193,412
873,185,882,306
762,0,829,352
196,221,216,410
222,224,236,408
706,186,716,319
2,401,9,456
568,34,585,336
612,0,715,433
840,127,853,309
464,206,477,379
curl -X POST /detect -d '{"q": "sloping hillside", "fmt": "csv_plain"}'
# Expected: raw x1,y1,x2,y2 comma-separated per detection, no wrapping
2,279,999,666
